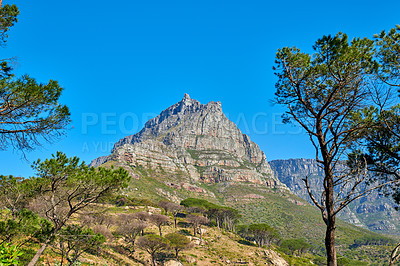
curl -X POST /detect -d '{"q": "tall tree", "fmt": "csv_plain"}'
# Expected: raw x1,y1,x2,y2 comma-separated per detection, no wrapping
26,152,130,266
273,33,387,266
351,25,400,265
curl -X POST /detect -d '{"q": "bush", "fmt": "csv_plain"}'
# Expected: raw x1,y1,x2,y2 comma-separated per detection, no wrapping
0,242,23,265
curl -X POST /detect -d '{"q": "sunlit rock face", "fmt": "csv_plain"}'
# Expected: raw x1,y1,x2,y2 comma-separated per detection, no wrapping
91,94,285,188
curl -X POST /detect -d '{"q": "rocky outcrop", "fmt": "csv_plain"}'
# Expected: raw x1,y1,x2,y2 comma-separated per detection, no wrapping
91,94,285,189
270,158,400,235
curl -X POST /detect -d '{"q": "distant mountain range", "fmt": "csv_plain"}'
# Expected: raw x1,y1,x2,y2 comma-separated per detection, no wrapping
270,158,400,235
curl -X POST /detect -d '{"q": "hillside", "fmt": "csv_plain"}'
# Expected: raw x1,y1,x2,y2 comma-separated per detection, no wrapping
91,94,398,264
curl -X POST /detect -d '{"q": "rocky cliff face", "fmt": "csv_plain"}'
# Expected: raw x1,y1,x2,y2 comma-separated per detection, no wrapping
270,158,400,235
92,94,284,188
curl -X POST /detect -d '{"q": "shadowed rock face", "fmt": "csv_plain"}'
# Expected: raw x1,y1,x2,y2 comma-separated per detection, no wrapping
91,94,284,187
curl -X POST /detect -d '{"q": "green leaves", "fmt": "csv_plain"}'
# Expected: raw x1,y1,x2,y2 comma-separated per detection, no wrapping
0,76,71,151
375,25,400,83
29,152,131,229
0,242,22,266
0,4,19,47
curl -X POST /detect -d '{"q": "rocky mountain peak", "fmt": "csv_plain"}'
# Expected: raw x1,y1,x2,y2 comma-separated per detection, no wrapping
92,94,285,188
182,93,191,102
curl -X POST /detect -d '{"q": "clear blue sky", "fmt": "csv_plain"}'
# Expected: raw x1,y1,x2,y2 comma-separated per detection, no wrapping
1,0,399,177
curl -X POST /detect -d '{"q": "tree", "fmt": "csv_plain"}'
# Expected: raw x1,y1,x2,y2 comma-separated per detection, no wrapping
136,234,169,266
149,214,169,237
0,175,29,219
280,239,311,257
0,76,71,152
116,214,148,254
273,33,385,266
159,200,183,228
351,26,400,265
165,232,192,259
0,4,70,152
187,214,208,239
131,211,151,235
54,225,105,266
247,223,278,248
0,3,18,77
26,152,130,266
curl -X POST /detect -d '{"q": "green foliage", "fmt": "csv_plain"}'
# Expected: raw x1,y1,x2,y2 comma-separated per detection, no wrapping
136,234,169,266
374,24,400,82
114,195,157,208
0,208,52,247
56,225,106,265
0,72,70,152
180,198,219,209
165,232,192,258
0,3,18,77
0,4,18,46
279,238,312,257
0,242,22,266
351,235,396,248
30,151,131,229
238,223,278,247
181,198,240,231
25,152,130,265
337,256,368,266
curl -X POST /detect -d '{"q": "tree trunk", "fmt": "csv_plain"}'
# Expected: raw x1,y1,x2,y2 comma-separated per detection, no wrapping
325,163,337,266
174,216,177,228
159,226,162,237
28,241,49,266
325,217,337,266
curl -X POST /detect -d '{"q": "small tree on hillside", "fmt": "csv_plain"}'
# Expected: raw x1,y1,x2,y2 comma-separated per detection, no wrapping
116,214,148,254
248,223,278,247
150,214,169,237
0,175,30,219
165,232,193,259
54,225,106,266
159,201,183,228
187,214,209,239
26,152,130,266
280,238,312,257
132,211,151,236
136,234,169,266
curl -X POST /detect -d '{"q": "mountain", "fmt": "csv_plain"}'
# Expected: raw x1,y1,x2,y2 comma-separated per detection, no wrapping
270,158,400,235
91,94,396,263
92,93,284,188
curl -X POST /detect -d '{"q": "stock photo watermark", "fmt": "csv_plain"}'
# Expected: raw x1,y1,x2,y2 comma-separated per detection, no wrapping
80,112,306,153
